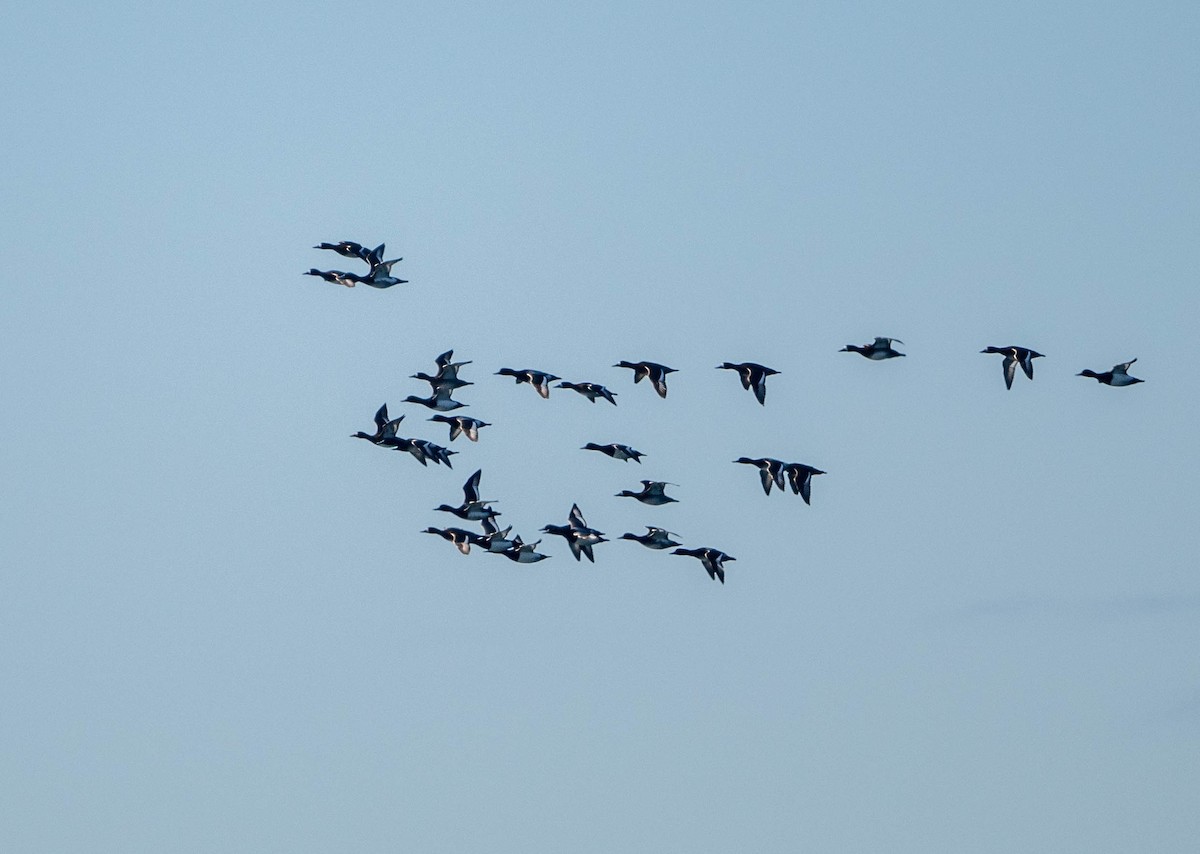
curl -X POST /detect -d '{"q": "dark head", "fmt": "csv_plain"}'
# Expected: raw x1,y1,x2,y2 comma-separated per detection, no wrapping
615,490,636,498
422,527,441,535
433,504,456,513
672,547,701,558
1077,369,1099,379
619,533,640,541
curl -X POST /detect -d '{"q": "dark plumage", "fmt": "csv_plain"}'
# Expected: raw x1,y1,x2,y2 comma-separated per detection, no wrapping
582,442,644,463
672,547,736,584
495,368,561,399
981,346,1044,390
614,360,677,398
717,362,780,405
1078,359,1143,387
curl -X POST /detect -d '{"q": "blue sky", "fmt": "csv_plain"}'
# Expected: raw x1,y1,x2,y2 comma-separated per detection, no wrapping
3,2,1199,851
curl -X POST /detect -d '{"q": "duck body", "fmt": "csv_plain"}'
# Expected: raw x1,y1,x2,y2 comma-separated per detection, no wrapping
717,362,779,405
557,381,618,405
582,442,644,463
429,414,491,442
672,547,736,584
1078,359,1143,386
619,527,681,550
305,268,363,288
423,526,479,555
616,480,679,505
841,337,905,360
981,346,1044,389
782,462,825,505
614,360,676,398
498,539,551,563
541,503,607,562
352,403,404,444
436,469,497,519
403,387,467,411
495,368,561,399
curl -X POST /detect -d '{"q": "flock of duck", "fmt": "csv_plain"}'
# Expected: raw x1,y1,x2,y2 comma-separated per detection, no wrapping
315,240,1145,584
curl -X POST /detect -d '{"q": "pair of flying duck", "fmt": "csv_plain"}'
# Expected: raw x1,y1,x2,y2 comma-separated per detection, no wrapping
352,403,457,467
734,457,826,505
306,240,407,289
981,346,1144,389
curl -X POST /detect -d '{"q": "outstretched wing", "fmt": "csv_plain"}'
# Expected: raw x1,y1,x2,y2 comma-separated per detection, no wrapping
463,469,483,503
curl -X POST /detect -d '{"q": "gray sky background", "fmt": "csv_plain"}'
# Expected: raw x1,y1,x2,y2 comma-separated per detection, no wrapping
3,2,1198,851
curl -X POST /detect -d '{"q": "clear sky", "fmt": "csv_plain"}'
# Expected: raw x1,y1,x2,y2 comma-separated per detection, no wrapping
3,2,1199,851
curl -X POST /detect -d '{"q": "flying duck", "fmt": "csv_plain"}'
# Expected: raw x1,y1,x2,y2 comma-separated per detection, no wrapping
717,362,780,405
428,414,491,442
782,462,825,505
841,337,905,360
1078,359,1143,387
497,538,552,563
619,527,682,550
422,526,479,555
402,386,468,411
733,457,787,495
435,469,498,521
313,241,380,263
357,258,407,289
495,368,561,399
411,372,473,394
352,403,404,444
304,268,363,288
672,547,736,584
556,381,618,405
582,442,645,463
981,346,1044,389
541,503,607,563
616,481,679,505
614,360,677,398
390,437,456,467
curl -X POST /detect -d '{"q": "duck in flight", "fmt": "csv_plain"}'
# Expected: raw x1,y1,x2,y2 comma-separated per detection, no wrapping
717,362,780,405
782,462,825,505
981,345,1044,389
619,527,681,550
1078,358,1143,387
841,337,905,360
616,481,679,506
495,368,561,399
313,240,383,265
497,538,551,563
423,526,479,555
672,547,736,584
556,381,618,405
428,414,491,442
582,442,645,463
352,403,404,445
614,360,676,398
390,437,456,467
403,386,468,411
435,469,499,521
304,268,363,288
541,503,607,563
